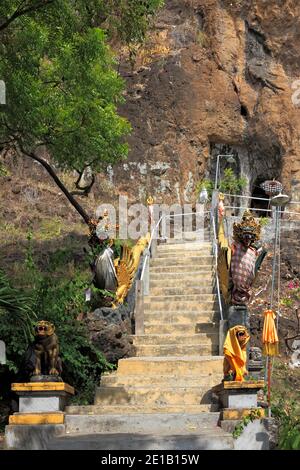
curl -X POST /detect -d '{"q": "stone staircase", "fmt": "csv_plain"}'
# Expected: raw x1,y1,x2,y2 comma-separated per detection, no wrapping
47,233,234,450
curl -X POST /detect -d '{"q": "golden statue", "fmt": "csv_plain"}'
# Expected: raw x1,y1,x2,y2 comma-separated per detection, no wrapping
112,233,150,308
26,321,62,377
232,209,261,246
223,325,250,381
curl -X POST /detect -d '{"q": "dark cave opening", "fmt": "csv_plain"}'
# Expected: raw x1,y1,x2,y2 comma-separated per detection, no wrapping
240,105,248,118
251,179,270,217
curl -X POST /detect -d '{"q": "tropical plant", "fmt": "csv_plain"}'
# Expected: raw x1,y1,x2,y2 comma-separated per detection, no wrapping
0,270,36,343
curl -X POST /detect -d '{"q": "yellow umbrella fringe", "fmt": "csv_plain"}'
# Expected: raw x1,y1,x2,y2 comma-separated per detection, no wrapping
263,343,279,356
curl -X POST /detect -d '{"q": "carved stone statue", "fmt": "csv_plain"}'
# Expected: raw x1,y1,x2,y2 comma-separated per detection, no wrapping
248,346,264,379
23,321,62,380
87,209,118,292
230,209,267,305
218,209,267,330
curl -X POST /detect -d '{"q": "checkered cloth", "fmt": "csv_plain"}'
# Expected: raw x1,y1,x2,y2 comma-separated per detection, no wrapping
230,242,258,304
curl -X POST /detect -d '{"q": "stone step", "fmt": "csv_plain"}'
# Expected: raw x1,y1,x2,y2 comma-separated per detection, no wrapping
65,403,218,415
150,278,214,289
150,256,213,267
117,356,224,376
149,286,215,296
64,411,220,435
145,293,217,302
149,272,214,282
157,243,212,252
131,333,218,345
155,249,212,258
196,322,219,333
165,233,211,243
94,385,216,406
150,265,214,274
134,343,218,357
100,373,223,388
143,311,218,324
144,301,218,312
144,322,217,335
48,428,234,450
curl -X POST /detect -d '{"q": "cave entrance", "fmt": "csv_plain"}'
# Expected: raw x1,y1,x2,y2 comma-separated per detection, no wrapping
251,179,271,217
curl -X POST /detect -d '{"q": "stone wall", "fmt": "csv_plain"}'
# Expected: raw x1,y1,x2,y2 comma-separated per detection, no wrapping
104,0,300,205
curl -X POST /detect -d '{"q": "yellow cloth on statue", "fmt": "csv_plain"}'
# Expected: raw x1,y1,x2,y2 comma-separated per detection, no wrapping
262,309,279,356
223,325,250,381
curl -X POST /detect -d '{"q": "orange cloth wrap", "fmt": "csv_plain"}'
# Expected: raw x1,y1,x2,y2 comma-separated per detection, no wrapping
223,325,250,381
262,309,279,356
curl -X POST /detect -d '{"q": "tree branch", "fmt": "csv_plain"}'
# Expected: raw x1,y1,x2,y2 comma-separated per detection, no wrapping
19,145,92,225
0,0,55,32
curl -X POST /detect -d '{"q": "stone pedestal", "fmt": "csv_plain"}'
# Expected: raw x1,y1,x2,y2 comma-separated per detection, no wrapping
213,380,271,450
228,305,249,330
216,380,265,410
8,382,74,425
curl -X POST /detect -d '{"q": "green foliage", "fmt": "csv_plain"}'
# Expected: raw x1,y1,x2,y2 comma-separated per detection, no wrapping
272,399,300,449
232,409,264,439
0,1,164,172
259,217,270,227
218,168,247,195
0,161,8,176
0,270,36,349
35,273,113,404
104,0,164,46
195,179,214,199
195,169,247,199
0,232,113,404
0,2,131,171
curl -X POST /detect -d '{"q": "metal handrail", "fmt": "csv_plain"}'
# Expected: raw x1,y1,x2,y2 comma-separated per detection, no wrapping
224,205,300,216
140,210,211,281
139,209,224,323
210,213,224,321
222,193,299,204
140,215,163,281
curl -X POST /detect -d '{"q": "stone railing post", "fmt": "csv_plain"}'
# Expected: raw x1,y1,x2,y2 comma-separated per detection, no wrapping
219,319,228,356
134,280,144,335
151,236,157,259
143,250,150,296
0,340,6,365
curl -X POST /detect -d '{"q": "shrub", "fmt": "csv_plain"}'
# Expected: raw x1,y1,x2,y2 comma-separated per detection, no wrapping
272,398,300,449
0,233,113,405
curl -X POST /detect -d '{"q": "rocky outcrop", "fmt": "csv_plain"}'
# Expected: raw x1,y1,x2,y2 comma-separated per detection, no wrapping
86,306,136,364
108,0,300,205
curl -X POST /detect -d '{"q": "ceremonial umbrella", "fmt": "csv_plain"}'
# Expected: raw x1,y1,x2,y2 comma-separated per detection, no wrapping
262,309,279,416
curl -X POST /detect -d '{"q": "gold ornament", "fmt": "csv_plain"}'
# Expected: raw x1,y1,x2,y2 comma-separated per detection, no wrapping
147,196,154,205
233,209,261,244
112,233,150,308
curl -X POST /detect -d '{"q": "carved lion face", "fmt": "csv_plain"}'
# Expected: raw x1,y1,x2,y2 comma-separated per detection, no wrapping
35,321,55,337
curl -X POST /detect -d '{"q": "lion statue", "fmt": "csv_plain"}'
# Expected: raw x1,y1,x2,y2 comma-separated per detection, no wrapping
22,321,62,378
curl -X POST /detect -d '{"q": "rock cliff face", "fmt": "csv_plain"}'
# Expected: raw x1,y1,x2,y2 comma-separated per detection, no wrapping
110,0,300,205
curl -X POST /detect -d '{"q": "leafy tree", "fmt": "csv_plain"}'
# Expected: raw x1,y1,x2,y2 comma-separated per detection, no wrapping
0,0,163,224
